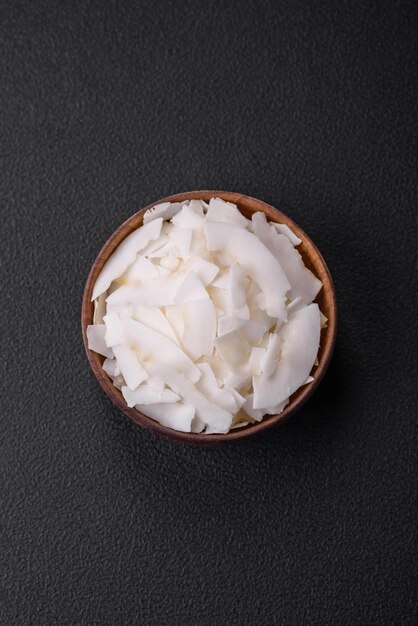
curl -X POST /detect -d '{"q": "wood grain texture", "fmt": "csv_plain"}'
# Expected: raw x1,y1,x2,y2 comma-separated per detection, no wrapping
81,191,337,444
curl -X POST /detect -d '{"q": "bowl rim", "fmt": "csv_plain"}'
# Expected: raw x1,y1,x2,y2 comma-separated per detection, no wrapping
81,190,337,445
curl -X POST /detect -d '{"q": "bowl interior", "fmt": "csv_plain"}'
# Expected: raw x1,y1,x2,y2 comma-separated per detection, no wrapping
81,191,337,444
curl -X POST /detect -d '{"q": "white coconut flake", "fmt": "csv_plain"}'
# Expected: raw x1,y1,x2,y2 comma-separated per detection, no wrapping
152,364,233,433
87,325,114,358
180,299,216,359
92,218,163,300
140,234,169,258
248,346,266,375
107,273,187,308
171,201,204,230
223,370,252,392
229,264,247,310
143,201,186,224
242,394,266,422
93,293,107,325
164,305,185,341
136,402,195,432
183,256,219,286
144,376,164,391
102,357,121,378
122,255,163,283
112,345,148,390
151,228,192,260
159,253,180,271
174,271,209,304
132,305,179,345
112,375,124,390
265,398,289,415
206,198,249,227
271,222,302,246
211,270,230,290
90,199,325,434
208,287,229,316
215,330,251,371
260,332,283,377
121,318,201,384
121,385,179,407
196,362,220,399
218,316,267,346
204,221,290,320
191,416,206,433
200,353,232,385
253,303,321,409
103,313,124,347
253,212,321,305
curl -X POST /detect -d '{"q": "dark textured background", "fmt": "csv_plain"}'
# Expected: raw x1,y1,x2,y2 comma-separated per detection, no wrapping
1,0,417,624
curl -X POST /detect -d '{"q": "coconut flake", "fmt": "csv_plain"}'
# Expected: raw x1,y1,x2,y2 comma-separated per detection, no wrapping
171,201,204,230
210,388,239,414
260,332,283,377
242,394,266,422
215,330,251,371
121,318,200,383
196,363,220,399
140,234,170,257
102,357,121,378
132,305,179,345
93,293,107,325
145,376,165,392
253,303,321,408
208,287,229,317
181,299,216,359
112,375,124,390
121,385,179,407
191,416,206,433
112,345,148,390
122,255,163,282
211,270,230,289
253,212,321,305
103,313,124,347
200,354,232,384
271,222,302,246
87,325,114,358
183,256,219,286
151,228,192,260
206,198,249,227
204,221,290,320
159,254,180,271
248,347,266,375
164,305,185,341
218,316,267,346
136,402,195,432
152,364,232,433
265,398,289,415
107,273,187,308
223,370,252,392
229,264,247,310
143,201,186,224
174,271,209,304
92,218,163,300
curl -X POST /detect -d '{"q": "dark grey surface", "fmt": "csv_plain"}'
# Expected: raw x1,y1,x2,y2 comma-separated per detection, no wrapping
1,1,417,624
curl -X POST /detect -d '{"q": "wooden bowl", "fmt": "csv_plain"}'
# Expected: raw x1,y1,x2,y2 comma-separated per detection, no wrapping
82,191,337,444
